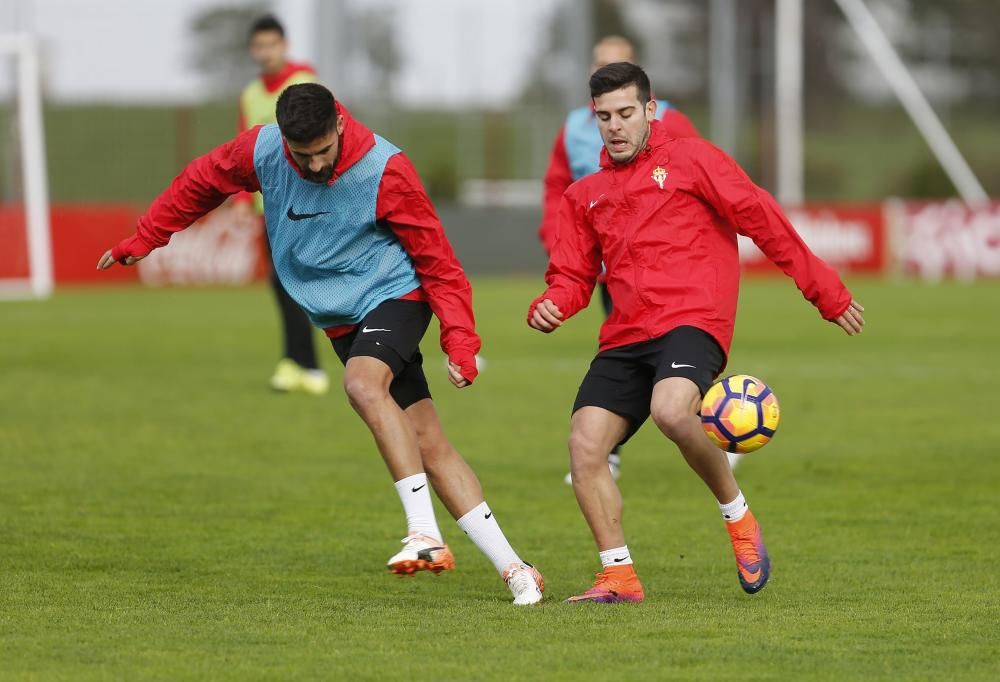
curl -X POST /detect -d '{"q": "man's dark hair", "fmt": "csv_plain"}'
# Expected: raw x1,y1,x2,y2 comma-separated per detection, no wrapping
249,14,285,40
276,83,338,143
589,62,651,104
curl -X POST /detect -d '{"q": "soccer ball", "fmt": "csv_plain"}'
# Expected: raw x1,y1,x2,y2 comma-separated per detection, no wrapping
700,375,780,454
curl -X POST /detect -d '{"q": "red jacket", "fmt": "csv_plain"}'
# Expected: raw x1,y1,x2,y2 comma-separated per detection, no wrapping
528,120,852,360
539,108,699,254
112,105,482,382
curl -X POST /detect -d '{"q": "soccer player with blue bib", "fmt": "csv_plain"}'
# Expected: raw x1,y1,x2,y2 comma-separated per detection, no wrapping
539,36,700,485
98,83,544,605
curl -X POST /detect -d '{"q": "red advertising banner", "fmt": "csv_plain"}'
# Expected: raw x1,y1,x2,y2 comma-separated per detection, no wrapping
22,199,1000,285
137,206,267,286
0,203,268,285
1,204,142,284
740,204,885,274
896,200,1000,280
0,206,30,280
51,205,142,284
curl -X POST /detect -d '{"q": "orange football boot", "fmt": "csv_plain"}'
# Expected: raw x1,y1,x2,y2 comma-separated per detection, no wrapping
387,534,455,576
726,509,770,594
565,564,645,603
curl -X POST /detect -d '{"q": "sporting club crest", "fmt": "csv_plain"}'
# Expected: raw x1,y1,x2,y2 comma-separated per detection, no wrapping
651,166,668,189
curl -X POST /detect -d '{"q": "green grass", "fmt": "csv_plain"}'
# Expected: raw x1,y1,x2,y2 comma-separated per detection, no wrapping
1,277,998,680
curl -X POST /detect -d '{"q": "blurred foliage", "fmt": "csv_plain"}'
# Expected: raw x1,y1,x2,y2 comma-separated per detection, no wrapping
356,8,400,96
890,157,954,199
908,0,1000,103
189,2,272,97
593,0,639,47
520,0,636,109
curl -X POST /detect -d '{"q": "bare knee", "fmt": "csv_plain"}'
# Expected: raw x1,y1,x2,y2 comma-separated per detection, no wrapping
568,429,610,471
343,373,389,414
651,401,695,441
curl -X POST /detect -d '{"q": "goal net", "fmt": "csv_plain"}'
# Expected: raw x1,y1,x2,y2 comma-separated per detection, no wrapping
0,33,51,299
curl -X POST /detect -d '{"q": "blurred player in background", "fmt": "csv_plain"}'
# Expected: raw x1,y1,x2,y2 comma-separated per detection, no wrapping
98,83,545,606
235,14,327,395
539,36,701,484
528,63,865,603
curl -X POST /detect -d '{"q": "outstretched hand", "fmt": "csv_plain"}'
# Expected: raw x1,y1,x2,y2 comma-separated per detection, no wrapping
97,249,144,270
529,299,564,333
833,299,865,336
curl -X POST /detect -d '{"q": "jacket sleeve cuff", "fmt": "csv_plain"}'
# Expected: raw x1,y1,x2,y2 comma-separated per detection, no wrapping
526,295,545,326
527,292,567,328
821,292,853,321
111,234,154,263
448,350,479,384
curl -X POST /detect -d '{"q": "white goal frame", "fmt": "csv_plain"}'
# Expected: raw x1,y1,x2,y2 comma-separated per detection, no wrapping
0,33,52,299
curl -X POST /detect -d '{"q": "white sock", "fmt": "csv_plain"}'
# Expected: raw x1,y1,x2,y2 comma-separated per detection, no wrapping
456,501,522,574
727,451,743,470
720,490,748,523
393,473,443,541
599,545,633,568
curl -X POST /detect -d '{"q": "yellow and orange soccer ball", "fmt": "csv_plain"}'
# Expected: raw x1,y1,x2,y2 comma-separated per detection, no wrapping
700,375,780,454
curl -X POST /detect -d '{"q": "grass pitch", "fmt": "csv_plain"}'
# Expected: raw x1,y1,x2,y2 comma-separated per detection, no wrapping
1,277,998,680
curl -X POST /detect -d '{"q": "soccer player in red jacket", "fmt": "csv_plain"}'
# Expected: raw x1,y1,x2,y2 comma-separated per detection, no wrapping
528,63,865,602
97,84,544,605
540,36,700,485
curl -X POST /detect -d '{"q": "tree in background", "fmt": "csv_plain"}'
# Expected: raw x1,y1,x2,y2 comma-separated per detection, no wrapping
189,3,271,98
918,0,999,107
358,8,401,100
520,0,638,109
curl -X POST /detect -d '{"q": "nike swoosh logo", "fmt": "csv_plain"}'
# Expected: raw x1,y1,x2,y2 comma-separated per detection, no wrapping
588,194,606,210
484,512,493,519
411,484,426,492
286,207,331,221
362,327,391,333
416,547,445,562
671,362,696,369
613,556,629,563
739,562,762,583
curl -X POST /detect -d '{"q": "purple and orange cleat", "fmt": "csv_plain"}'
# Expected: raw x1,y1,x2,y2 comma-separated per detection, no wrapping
565,565,645,604
726,509,770,594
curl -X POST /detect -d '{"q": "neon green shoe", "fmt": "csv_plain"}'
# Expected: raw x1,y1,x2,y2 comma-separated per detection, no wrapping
270,359,304,393
270,359,328,395
299,368,330,396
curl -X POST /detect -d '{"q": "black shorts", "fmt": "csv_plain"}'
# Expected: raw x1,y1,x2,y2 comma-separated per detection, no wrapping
331,299,433,410
572,325,726,445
